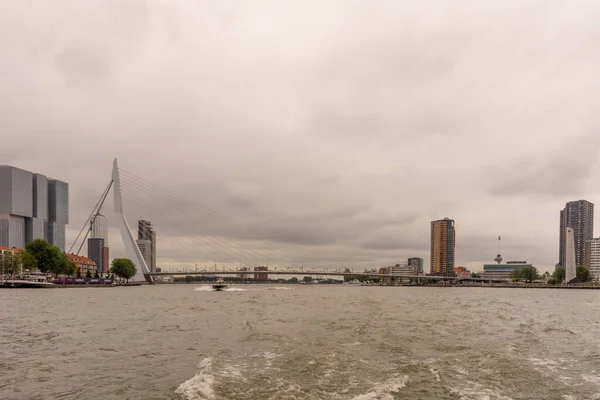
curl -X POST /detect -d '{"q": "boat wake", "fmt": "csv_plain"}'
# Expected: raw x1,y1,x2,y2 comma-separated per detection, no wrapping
175,358,215,400
175,352,411,400
193,286,247,292
351,374,409,400
193,286,214,292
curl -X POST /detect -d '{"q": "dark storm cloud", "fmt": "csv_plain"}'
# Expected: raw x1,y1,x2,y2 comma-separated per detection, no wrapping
2,0,600,274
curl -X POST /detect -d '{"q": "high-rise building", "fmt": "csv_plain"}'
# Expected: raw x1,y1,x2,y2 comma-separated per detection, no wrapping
137,220,156,272
90,213,108,245
430,218,456,276
585,238,600,281
135,239,152,271
408,257,424,274
87,238,105,274
47,178,69,251
90,213,110,273
559,200,594,267
0,165,69,250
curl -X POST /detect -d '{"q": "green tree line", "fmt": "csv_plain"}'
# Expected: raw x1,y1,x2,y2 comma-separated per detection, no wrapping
1,239,139,282
1,239,76,277
509,265,541,283
547,265,591,285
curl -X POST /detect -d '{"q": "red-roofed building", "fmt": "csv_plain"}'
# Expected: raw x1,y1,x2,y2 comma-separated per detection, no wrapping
66,254,97,276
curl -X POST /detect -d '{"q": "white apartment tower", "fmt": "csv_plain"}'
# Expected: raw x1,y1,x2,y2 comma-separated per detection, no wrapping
585,238,600,281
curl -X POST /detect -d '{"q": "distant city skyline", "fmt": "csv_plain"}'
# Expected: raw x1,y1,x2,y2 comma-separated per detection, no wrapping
4,160,600,277
4,1,600,274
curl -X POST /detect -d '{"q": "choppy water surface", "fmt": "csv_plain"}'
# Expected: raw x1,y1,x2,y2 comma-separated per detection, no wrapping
1,285,599,399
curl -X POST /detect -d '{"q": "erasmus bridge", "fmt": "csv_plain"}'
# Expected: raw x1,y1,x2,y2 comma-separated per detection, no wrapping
74,160,472,283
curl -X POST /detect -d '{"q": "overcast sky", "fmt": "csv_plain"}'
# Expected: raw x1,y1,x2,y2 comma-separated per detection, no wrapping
2,1,600,273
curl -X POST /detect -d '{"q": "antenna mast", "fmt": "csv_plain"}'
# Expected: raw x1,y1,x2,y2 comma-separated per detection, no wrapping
494,236,503,264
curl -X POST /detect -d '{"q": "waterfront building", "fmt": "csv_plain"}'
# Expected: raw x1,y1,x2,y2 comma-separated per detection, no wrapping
236,266,249,279
0,246,24,276
408,257,424,274
135,239,152,272
0,165,69,250
254,266,268,280
66,253,97,276
584,238,600,281
559,200,594,267
90,213,110,273
138,220,156,272
389,263,418,275
483,261,532,280
430,218,456,276
453,266,471,279
88,238,105,274
0,246,21,257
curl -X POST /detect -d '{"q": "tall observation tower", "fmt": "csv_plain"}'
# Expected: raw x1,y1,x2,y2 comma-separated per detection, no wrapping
494,236,503,264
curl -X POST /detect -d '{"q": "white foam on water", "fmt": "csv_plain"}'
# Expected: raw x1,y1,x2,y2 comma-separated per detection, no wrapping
583,375,600,385
351,374,409,400
193,286,214,291
429,367,441,382
224,287,247,292
175,358,215,400
528,357,560,372
266,286,294,290
450,381,513,400
261,351,279,368
453,366,469,375
528,358,559,367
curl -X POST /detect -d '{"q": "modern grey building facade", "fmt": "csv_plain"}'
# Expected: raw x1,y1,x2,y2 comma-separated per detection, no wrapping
0,165,69,250
483,261,532,280
559,200,594,267
135,238,152,273
407,257,424,274
87,238,104,274
137,220,156,272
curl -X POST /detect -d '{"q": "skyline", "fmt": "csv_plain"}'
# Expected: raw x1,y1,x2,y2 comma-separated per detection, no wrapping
3,1,600,273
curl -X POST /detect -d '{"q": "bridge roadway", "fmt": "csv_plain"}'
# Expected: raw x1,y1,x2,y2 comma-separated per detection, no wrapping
146,270,506,283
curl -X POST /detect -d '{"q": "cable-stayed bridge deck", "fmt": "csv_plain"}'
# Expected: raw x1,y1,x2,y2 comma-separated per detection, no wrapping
74,160,504,284
146,270,505,282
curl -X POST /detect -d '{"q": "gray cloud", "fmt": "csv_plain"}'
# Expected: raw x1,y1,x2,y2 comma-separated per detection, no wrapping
485,132,600,197
2,0,600,274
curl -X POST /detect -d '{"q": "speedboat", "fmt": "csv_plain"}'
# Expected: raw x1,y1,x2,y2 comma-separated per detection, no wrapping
212,278,227,291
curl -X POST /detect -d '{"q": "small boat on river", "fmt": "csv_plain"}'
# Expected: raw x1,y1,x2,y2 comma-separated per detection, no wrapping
212,278,227,291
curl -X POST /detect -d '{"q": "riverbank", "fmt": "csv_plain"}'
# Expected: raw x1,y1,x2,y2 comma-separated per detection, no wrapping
454,284,600,289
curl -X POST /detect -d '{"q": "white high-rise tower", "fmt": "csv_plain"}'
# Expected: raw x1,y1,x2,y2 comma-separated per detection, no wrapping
90,213,108,245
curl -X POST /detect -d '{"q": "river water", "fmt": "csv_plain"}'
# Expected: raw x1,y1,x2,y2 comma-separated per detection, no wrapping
1,285,599,400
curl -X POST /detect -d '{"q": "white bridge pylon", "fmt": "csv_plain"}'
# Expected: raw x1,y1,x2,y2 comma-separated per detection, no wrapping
112,159,152,282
